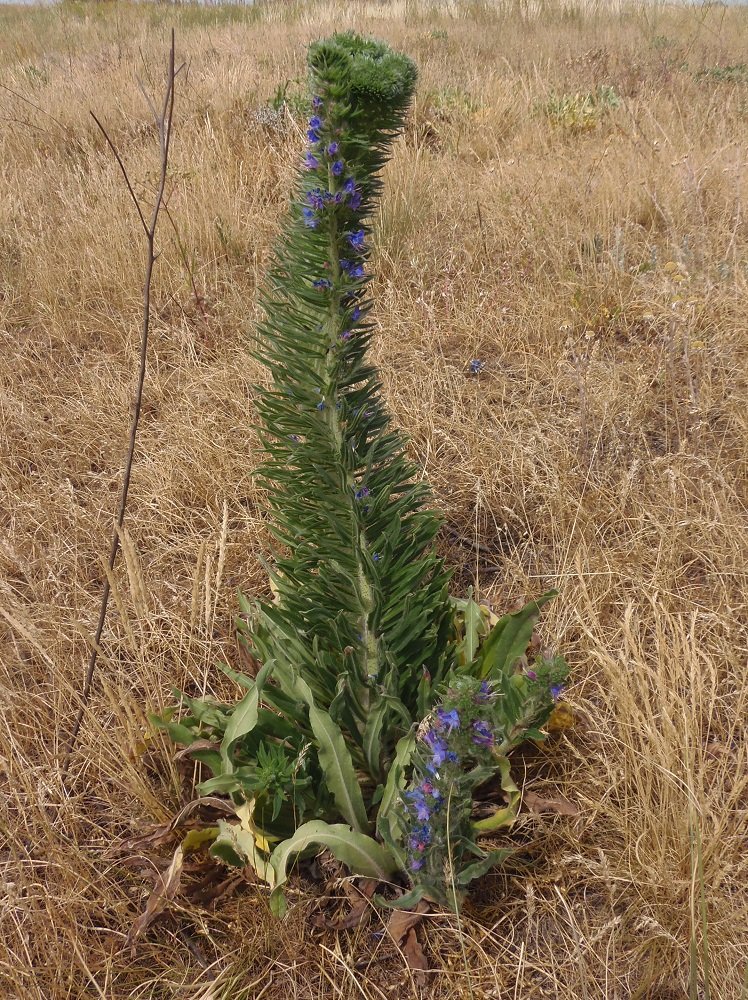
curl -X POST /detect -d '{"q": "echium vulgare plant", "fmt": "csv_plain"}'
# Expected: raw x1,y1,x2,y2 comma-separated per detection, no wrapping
153,33,568,915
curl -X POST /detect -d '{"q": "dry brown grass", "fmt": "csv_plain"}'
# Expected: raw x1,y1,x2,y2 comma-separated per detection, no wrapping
1,0,747,996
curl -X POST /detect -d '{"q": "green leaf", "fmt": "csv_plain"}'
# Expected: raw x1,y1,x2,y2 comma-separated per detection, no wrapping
270,821,397,892
472,756,521,832
220,660,273,771
362,696,388,782
476,591,558,680
372,886,428,910
148,716,198,747
377,730,415,830
456,848,515,885
288,673,371,834
309,703,371,834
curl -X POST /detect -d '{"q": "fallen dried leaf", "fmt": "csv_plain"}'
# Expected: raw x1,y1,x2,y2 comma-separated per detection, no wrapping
386,899,430,946
402,927,428,987
387,900,430,986
313,878,378,930
523,789,580,816
125,845,184,954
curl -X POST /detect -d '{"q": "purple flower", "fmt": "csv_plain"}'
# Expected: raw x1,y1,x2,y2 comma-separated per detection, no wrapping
352,306,362,322
341,330,352,341
425,734,458,766
307,129,320,143
312,278,331,290
309,115,322,129
436,708,460,732
408,824,431,851
347,229,365,250
349,191,362,211
348,264,365,279
312,96,323,109
355,487,370,500
302,207,317,228
472,720,494,746
327,141,339,155
304,151,319,170
551,684,564,701
343,177,357,195
340,259,350,270
411,858,424,872
526,669,537,681
332,160,344,177
307,189,325,210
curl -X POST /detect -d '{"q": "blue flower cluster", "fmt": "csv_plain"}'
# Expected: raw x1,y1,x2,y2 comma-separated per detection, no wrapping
402,692,503,874
302,109,363,231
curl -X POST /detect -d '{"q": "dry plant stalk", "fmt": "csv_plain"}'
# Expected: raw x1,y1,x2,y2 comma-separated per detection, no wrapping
62,33,184,774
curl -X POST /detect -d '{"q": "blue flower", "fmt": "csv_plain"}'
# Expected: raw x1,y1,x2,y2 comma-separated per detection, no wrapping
347,229,365,250
307,129,320,143
436,708,460,732
302,207,317,228
312,96,323,109
355,487,370,500
332,160,344,176
340,259,350,270
341,330,352,341
348,264,365,279
349,191,362,211
551,684,564,701
309,115,322,129
472,720,494,746
312,278,331,290
372,553,381,562
410,858,424,872
469,359,485,374
343,177,357,195
304,151,320,170
352,306,362,322
307,189,324,210
408,824,431,851
317,401,325,410
327,141,339,155
426,736,459,766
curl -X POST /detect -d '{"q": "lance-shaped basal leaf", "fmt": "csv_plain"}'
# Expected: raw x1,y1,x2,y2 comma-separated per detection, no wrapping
270,820,398,914
219,660,273,772
475,591,558,680
290,673,371,834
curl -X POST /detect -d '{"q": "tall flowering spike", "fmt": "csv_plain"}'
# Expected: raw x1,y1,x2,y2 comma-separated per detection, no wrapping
247,34,454,770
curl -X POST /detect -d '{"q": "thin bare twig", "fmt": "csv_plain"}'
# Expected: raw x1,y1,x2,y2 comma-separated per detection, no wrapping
62,31,180,777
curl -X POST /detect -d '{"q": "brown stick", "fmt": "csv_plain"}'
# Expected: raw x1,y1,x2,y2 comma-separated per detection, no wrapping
62,31,183,777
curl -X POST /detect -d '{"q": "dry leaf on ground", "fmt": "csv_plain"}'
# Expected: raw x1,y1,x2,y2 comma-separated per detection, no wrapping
125,845,184,954
313,877,379,930
387,900,430,986
523,790,580,816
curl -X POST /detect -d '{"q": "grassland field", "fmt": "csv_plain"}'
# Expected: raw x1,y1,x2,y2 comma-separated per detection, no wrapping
0,1,747,997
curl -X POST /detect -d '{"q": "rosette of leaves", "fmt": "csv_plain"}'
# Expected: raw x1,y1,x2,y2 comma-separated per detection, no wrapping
152,33,568,914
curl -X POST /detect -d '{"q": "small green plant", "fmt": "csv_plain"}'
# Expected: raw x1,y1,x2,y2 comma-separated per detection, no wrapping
153,32,567,916
695,64,748,85
540,85,620,131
